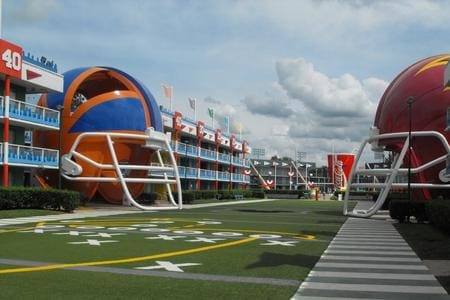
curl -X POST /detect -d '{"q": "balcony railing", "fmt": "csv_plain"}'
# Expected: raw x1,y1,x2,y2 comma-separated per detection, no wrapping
218,152,230,163
0,143,59,168
0,97,60,129
172,141,248,167
200,148,216,161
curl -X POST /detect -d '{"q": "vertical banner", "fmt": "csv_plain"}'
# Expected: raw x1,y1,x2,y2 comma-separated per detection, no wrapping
327,153,355,190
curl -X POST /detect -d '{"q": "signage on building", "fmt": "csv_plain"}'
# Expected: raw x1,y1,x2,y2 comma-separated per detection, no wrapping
0,39,22,79
197,121,204,140
173,111,183,130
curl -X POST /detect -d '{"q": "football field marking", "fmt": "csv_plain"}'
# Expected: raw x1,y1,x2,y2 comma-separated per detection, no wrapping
0,236,257,275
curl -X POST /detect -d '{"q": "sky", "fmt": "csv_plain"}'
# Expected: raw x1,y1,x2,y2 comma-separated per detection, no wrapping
3,0,450,166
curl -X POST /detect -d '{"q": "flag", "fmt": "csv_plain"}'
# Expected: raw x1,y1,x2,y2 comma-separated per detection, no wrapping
188,97,196,110
208,108,214,118
236,122,242,133
224,116,230,134
161,84,173,99
208,108,215,128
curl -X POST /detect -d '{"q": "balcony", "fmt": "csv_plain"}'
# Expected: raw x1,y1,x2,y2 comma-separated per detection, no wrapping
0,97,60,130
218,152,230,164
200,148,216,161
232,156,244,166
200,169,216,180
217,171,230,181
0,143,59,169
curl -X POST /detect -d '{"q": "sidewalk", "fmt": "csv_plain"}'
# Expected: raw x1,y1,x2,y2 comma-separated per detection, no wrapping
292,201,450,299
0,208,144,227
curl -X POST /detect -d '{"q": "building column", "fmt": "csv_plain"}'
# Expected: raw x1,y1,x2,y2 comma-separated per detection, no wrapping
2,75,10,187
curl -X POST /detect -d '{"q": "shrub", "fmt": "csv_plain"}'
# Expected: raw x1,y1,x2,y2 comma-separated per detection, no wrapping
251,189,265,199
389,199,410,223
264,189,305,199
0,187,80,212
427,199,450,234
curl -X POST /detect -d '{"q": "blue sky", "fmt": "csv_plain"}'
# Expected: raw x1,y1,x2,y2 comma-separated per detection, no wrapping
3,0,450,165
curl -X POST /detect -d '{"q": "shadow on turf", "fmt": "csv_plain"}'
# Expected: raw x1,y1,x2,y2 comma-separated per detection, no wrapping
245,252,317,270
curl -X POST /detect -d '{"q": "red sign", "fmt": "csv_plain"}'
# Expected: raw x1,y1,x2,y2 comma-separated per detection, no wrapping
215,129,222,144
327,153,355,189
230,134,236,150
172,111,183,131
197,121,204,140
0,39,22,79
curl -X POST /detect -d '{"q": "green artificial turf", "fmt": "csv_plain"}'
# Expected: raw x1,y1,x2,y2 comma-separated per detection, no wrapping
0,199,354,299
0,209,61,219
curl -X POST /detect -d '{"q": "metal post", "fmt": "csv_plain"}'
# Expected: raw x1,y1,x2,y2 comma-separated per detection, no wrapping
57,105,64,189
406,97,415,202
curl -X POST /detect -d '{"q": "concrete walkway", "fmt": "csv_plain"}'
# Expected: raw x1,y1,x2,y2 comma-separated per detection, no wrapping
0,209,145,227
292,201,450,299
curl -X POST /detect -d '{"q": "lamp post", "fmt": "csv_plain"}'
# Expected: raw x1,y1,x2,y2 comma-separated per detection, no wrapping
56,104,64,189
406,97,415,202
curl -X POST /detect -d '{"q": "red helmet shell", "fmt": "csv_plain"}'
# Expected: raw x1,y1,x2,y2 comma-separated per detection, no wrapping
374,54,450,198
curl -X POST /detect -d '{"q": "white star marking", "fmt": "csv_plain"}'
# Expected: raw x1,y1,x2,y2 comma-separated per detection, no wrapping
260,240,299,246
67,239,118,246
135,261,201,272
21,228,60,234
53,231,95,236
145,235,185,241
83,233,126,238
185,237,225,243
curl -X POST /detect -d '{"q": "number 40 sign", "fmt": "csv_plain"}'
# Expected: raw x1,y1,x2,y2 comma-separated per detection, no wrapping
0,39,22,79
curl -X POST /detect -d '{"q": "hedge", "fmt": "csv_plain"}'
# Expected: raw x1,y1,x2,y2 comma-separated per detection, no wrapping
0,187,80,212
388,199,428,223
426,199,450,234
172,189,265,204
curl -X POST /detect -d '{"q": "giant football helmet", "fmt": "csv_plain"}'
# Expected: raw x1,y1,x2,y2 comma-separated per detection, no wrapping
33,67,182,210
344,55,450,217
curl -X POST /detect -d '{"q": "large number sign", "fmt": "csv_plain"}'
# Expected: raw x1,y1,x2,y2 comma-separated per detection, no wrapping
0,39,22,79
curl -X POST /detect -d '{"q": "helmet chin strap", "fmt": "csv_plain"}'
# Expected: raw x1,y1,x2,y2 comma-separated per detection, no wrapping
61,128,183,211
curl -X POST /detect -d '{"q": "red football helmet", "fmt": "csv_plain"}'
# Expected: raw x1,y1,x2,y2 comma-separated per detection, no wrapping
344,55,450,217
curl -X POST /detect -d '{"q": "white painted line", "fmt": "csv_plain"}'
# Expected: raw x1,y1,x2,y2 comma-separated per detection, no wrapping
325,250,416,256
331,241,408,245
321,255,421,262
293,296,377,300
329,245,411,250
300,282,447,294
333,237,405,242
315,262,427,270
308,270,436,280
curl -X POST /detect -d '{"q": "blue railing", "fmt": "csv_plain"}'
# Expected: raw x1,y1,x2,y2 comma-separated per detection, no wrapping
184,167,198,179
200,148,216,161
200,169,216,180
1,143,58,167
1,97,60,128
218,153,230,163
232,156,243,166
185,144,198,157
